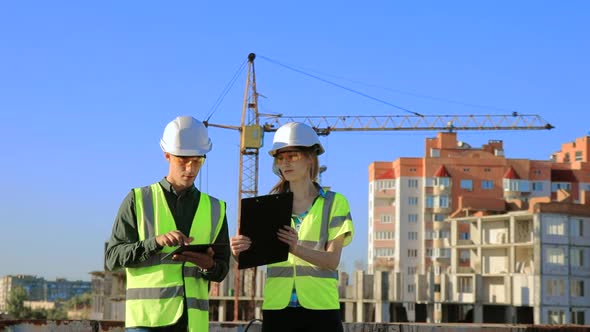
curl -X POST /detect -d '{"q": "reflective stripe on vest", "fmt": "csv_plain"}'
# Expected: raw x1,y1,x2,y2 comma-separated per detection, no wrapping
126,183,224,332
263,191,345,310
267,266,338,279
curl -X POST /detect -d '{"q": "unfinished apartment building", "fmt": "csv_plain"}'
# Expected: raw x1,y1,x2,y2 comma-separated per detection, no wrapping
445,194,590,324
367,132,590,324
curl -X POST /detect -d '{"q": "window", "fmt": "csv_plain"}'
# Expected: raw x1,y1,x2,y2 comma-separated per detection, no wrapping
459,250,470,265
547,279,565,296
409,168,417,172
460,179,473,191
548,310,565,324
380,215,392,223
533,169,542,176
407,284,415,293
571,280,585,297
376,180,395,190
425,195,434,208
438,248,450,258
375,231,394,240
547,248,565,265
503,179,530,192
571,248,584,267
572,310,585,325
482,180,494,190
408,232,418,240
458,276,472,293
408,214,418,223
460,232,470,240
408,179,418,188
434,214,445,222
570,219,585,237
408,266,416,274
430,148,440,157
438,195,449,208
434,177,450,187
552,182,572,192
532,181,544,191
375,248,394,257
463,168,470,172
425,248,433,257
408,197,418,205
484,168,491,172
547,222,565,236
575,151,583,161
407,249,417,258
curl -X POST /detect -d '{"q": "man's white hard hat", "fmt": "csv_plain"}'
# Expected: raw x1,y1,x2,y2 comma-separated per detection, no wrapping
268,122,325,157
160,116,212,156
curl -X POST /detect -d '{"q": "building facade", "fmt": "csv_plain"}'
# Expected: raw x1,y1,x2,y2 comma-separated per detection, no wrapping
0,275,91,313
367,132,590,324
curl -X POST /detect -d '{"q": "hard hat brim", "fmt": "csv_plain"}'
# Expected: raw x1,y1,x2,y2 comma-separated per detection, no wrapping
160,141,212,156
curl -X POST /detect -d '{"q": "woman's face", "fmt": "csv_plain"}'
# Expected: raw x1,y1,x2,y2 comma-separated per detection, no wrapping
274,148,311,181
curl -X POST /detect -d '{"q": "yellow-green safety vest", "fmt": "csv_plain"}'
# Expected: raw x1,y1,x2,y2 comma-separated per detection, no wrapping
263,191,352,310
125,183,225,332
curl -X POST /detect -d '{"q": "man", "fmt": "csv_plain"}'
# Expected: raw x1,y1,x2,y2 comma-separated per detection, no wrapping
106,116,230,332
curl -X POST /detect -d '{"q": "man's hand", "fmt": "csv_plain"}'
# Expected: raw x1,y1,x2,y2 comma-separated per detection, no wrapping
155,230,193,248
173,247,216,270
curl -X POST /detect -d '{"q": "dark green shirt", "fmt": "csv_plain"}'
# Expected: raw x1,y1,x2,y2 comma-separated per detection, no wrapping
105,177,230,282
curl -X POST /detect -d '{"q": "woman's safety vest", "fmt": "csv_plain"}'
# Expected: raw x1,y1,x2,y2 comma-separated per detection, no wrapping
263,191,351,310
125,183,225,331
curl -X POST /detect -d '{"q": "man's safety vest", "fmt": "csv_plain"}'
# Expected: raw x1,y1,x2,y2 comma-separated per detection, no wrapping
125,183,225,332
263,191,351,310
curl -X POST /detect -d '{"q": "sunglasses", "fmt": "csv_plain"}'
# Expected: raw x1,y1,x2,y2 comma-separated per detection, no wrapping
170,154,206,167
274,151,304,163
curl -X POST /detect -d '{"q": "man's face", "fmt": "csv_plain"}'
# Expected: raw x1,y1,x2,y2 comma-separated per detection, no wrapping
165,153,205,191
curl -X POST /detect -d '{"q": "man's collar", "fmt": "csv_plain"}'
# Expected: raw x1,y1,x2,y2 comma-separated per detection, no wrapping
159,177,197,196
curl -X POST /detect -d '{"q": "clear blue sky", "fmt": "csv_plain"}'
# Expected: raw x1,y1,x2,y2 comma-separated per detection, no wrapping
1,2,588,281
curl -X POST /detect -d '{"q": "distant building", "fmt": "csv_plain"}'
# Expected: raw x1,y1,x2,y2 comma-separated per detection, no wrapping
367,132,590,323
0,275,91,313
88,270,125,321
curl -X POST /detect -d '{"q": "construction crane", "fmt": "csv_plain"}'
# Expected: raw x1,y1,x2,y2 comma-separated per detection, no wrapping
205,53,553,322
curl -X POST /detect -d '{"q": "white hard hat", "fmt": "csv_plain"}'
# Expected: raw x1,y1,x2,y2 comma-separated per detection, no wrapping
160,116,212,156
268,122,324,156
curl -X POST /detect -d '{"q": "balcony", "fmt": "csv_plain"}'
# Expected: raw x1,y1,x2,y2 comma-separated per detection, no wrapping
373,187,396,198
432,184,451,196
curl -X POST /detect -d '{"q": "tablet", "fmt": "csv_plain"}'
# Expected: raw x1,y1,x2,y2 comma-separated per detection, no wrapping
238,192,293,269
162,243,227,261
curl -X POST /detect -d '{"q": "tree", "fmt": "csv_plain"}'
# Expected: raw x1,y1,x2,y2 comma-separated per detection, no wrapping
7,287,31,319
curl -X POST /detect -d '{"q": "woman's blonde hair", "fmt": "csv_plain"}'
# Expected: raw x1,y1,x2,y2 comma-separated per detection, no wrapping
270,147,320,194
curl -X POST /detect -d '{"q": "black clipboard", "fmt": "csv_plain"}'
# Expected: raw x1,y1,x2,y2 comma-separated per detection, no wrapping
162,243,228,261
238,192,293,269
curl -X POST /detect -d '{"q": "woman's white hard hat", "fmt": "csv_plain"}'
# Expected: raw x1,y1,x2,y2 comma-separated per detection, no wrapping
268,122,325,157
160,116,212,156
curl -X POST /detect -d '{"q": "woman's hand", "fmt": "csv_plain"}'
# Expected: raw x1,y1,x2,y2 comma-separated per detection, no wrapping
277,225,299,254
230,234,252,258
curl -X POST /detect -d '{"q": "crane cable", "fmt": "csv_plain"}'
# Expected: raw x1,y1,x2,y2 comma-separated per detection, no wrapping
258,55,423,117
205,58,248,123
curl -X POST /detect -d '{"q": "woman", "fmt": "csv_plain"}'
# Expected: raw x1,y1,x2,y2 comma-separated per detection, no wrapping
231,122,354,332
